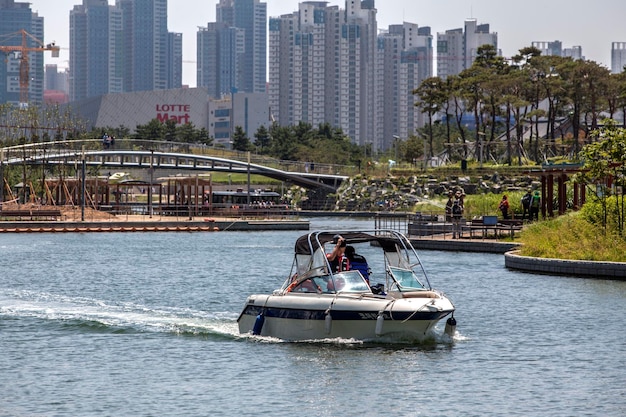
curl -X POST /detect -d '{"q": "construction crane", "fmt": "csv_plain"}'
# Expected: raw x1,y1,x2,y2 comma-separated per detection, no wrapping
0,29,60,107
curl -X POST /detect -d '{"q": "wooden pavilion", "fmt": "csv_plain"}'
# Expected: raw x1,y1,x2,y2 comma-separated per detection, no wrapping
531,163,587,219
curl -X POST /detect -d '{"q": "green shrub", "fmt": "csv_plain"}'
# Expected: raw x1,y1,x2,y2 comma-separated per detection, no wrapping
579,195,626,231
519,213,626,261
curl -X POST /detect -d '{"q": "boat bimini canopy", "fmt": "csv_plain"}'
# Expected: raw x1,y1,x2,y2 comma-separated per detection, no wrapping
291,230,432,290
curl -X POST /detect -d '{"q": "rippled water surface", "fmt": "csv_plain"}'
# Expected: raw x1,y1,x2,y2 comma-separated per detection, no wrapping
1,218,625,417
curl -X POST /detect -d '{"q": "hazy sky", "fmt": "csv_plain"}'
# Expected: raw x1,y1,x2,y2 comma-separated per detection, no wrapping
27,0,626,86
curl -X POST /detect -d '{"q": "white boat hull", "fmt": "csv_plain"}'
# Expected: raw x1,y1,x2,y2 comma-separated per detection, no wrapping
238,292,454,342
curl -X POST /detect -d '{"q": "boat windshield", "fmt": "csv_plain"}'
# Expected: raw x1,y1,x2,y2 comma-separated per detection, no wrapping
286,271,372,294
388,267,426,291
325,271,371,294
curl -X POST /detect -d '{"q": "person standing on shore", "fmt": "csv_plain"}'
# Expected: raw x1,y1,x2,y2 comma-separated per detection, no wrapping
452,191,464,239
529,191,541,221
521,190,532,221
445,190,454,222
498,195,510,220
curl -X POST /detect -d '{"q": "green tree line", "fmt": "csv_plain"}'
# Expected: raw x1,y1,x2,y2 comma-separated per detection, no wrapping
413,44,626,166
128,119,364,166
231,121,365,167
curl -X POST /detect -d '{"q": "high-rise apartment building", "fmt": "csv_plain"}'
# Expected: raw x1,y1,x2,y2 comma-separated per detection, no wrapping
232,0,267,93
168,32,183,89
269,0,380,147
116,0,181,92
562,45,583,61
269,1,431,150
532,40,563,57
346,0,378,147
0,0,44,105
45,65,64,92
44,64,69,104
437,19,497,80
69,0,182,101
119,0,167,92
612,42,626,74
198,0,266,96
69,0,123,101
197,22,244,98
376,23,432,149
532,40,584,61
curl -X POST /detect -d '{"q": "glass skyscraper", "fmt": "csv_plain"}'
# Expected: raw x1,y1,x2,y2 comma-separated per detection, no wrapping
197,0,266,96
0,0,44,105
70,0,182,101
70,0,123,101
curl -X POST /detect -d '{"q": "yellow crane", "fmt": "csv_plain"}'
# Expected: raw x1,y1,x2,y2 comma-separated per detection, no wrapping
0,29,60,107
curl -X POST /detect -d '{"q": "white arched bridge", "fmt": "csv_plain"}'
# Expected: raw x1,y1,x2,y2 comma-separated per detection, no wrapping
0,139,350,191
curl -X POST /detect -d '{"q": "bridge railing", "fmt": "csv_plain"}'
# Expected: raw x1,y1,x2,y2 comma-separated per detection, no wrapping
0,138,359,176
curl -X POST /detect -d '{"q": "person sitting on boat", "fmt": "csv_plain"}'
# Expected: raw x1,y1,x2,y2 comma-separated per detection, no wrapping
293,278,320,293
327,235,350,273
285,275,321,293
345,245,370,285
326,276,345,292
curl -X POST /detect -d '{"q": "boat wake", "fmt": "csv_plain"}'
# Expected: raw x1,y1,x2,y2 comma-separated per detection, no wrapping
241,326,464,346
0,289,240,339
1,289,465,346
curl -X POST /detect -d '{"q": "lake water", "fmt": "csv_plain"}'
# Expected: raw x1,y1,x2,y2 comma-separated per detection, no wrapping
1,218,625,417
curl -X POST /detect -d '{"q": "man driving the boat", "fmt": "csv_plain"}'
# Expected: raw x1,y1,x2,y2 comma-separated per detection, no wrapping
327,235,350,273
345,245,370,285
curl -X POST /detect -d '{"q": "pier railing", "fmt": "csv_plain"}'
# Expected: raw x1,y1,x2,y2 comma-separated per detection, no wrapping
375,212,520,240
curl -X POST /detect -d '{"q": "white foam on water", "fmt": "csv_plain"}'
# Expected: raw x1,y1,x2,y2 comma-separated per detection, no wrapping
0,289,240,338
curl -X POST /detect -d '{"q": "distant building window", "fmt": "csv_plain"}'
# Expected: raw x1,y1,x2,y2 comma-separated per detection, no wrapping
215,109,230,117
215,121,230,129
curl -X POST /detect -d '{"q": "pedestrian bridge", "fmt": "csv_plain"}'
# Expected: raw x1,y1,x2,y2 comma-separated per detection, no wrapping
0,139,350,191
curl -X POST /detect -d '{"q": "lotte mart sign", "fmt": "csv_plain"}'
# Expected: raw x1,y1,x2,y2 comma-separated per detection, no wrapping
156,104,191,124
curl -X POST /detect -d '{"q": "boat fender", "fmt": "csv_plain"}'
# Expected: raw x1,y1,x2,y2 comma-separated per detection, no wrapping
444,315,457,338
252,312,265,335
375,313,384,336
324,309,332,334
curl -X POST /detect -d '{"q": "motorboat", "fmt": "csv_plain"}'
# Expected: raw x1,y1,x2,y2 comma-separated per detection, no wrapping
237,230,456,342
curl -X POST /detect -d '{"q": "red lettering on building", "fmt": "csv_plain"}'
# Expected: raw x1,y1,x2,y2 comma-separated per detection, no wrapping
156,104,190,112
156,103,191,124
156,112,191,124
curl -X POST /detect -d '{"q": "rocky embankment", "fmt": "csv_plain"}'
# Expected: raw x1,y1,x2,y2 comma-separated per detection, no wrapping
333,172,541,211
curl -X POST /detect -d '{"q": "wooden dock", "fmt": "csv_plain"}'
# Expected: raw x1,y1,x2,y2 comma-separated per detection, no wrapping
0,218,310,233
